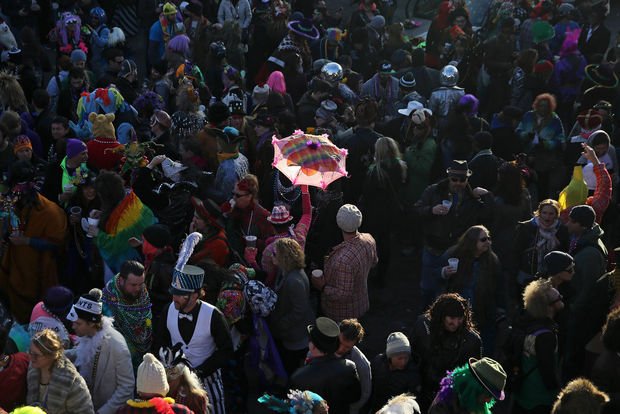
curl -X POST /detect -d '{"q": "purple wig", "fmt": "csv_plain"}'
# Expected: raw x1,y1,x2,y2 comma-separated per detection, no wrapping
57,12,82,47
458,94,479,116
167,34,191,57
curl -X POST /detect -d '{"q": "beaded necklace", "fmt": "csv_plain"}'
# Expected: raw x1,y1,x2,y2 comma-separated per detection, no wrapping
273,170,301,204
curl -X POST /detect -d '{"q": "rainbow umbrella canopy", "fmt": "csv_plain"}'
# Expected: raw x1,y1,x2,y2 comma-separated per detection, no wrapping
272,131,348,189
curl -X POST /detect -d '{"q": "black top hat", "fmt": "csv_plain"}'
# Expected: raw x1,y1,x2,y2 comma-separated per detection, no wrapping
307,317,339,354
446,160,472,177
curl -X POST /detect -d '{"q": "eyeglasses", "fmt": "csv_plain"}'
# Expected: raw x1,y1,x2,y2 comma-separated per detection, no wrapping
233,192,250,198
479,236,491,242
549,294,563,305
450,177,467,183
564,266,575,273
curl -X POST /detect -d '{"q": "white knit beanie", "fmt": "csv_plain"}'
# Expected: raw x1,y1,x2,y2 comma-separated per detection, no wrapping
137,353,170,397
386,332,411,358
336,204,363,233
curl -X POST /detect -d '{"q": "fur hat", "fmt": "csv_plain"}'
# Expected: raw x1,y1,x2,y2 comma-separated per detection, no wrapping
336,204,363,232
137,353,170,397
66,138,87,159
386,332,411,358
89,112,116,138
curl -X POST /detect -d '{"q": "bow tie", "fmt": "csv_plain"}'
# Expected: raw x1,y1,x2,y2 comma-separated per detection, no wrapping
178,313,193,322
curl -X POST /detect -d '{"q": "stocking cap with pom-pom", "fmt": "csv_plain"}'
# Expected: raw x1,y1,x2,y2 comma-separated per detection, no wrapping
137,353,170,397
67,288,103,322
170,232,204,295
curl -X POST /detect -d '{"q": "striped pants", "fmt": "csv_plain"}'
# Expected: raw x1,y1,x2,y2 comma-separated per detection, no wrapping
202,369,226,414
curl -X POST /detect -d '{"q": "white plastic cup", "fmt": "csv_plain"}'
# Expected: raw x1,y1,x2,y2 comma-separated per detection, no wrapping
87,217,99,238
442,199,453,209
448,258,459,271
63,184,74,193
245,235,257,248
311,269,324,278
70,206,82,217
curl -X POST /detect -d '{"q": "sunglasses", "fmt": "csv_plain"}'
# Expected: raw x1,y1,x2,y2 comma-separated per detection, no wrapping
549,294,563,305
479,236,491,242
450,176,467,183
564,265,575,273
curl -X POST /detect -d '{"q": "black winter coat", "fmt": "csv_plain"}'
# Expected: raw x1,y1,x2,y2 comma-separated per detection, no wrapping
411,314,481,406
414,179,494,252
370,353,421,412
290,355,361,414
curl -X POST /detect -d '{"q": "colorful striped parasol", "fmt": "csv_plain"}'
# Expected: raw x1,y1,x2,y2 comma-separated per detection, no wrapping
272,130,348,189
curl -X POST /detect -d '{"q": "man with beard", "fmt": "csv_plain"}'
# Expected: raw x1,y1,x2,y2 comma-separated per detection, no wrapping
411,293,482,411
66,288,135,414
154,232,234,414
360,61,400,122
102,260,153,370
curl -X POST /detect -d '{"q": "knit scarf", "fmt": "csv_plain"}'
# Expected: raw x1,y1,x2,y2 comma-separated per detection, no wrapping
127,397,176,413
102,275,153,362
74,316,114,388
534,216,561,270
372,74,395,102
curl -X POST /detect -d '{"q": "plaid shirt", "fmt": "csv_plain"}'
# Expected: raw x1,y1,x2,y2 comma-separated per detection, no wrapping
321,232,378,322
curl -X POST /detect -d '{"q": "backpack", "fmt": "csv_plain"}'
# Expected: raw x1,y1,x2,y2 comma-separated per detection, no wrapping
500,321,551,392
224,264,278,318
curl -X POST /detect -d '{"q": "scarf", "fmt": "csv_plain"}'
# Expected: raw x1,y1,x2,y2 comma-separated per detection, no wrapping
534,216,561,270
74,316,114,388
102,275,153,360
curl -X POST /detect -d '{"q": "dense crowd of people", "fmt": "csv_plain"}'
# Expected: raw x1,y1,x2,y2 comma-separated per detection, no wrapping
0,0,618,413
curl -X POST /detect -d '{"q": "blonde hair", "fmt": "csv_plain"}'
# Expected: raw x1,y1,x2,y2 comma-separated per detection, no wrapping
552,378,609,414
274,238,305,273
523,278,554,319
535,199,560,217
373,137,402,185
32,329,64,361
376,393,421,414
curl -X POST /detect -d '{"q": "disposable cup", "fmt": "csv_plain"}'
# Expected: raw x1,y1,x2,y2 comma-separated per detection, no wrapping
448,258,459,271
311,269,324,278
87,217,99,238
442,199,452,209
70,206,82,216
245,235,257,248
